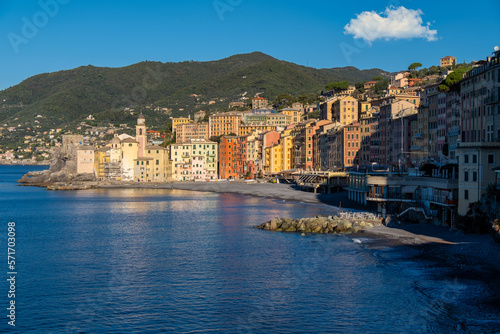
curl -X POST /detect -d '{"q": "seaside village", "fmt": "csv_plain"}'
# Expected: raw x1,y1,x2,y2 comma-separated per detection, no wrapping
61,51,500,224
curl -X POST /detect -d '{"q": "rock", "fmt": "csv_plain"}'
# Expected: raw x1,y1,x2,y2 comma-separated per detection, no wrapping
255,214,378,235
270,218,280,230
352,226,362,233
72,173,97,182
312,225,322,233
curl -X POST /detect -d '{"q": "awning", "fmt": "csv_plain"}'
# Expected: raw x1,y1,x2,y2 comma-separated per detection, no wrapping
402,185,418,193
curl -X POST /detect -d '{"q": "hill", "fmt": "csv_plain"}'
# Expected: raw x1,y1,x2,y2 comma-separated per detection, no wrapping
0,52,388,146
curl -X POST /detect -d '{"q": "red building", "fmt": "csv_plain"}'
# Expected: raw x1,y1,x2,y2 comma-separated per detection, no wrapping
343,122,361,167
219,136,239,179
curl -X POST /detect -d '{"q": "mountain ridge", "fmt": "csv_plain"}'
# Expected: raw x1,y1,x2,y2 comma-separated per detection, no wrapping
0,51,389,138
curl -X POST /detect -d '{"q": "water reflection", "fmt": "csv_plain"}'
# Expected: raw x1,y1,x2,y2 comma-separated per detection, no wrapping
1,166,499,333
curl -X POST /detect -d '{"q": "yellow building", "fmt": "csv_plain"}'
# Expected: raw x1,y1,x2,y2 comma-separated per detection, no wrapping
280,134,294,171
172,117,192,133
440,56,456,68
333,96,359,126
280,108,302,124
265,144,283,174
209,112,241,137
239,124,276,136
359,101,371,114
266,114,292,126
94,147,108,180
135,146,171,182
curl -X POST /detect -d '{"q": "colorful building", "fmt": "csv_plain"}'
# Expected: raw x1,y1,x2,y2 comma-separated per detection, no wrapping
170,139,218,181
209,112,241,137
176,123,209,144
252,97,268,109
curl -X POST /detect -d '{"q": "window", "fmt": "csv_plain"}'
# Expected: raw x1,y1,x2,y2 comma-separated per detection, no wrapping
488,154,494,164
464,171,469,182
464,190,469,200
464,155,469,163
473,154,477,164
473,171,477,182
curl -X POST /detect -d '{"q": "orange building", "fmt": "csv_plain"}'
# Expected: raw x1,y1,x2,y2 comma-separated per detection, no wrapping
219,136,240,179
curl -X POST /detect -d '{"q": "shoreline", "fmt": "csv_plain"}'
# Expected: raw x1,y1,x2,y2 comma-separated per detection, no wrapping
98,181,370,211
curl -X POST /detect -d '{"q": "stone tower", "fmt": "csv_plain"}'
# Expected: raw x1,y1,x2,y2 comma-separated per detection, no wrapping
136,114,147,158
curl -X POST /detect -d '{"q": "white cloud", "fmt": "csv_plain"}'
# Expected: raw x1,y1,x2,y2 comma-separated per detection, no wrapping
344,6,437,44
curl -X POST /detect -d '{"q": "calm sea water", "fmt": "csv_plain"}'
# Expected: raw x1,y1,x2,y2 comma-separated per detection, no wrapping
0,165,499,333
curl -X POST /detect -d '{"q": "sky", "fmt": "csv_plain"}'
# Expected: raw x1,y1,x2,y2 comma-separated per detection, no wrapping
1,0,499,90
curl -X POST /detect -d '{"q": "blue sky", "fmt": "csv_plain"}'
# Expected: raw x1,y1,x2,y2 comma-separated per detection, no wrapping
1,0,499,90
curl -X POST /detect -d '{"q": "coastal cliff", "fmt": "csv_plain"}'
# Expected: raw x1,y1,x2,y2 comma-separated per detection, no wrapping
17,146,96,188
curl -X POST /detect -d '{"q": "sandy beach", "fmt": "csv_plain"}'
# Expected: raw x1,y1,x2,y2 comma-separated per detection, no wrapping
99,180,364,209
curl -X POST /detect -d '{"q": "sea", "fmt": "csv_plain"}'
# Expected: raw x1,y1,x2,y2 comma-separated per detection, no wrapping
0,165,499,333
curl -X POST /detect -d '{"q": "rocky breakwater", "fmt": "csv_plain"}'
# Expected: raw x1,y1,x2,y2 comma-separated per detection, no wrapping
255,212,382,235
18,146,96,190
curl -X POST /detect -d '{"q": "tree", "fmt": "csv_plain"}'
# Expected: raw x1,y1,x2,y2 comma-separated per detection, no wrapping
371,79,390,96
428,65,441,75
408,62,422,71
371,76,383,81
209,135,223,143
354,81,366,93
274,93,295,106
440,67,471,92
306,110,320,120
325,81,349,91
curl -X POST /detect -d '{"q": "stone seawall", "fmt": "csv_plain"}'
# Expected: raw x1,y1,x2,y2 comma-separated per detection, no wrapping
255,214,382,235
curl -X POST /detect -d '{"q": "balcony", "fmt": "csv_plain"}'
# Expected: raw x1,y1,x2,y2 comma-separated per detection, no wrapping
419,195,457,206
366,192,415,202
414,133,423,139
485,94,499,105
